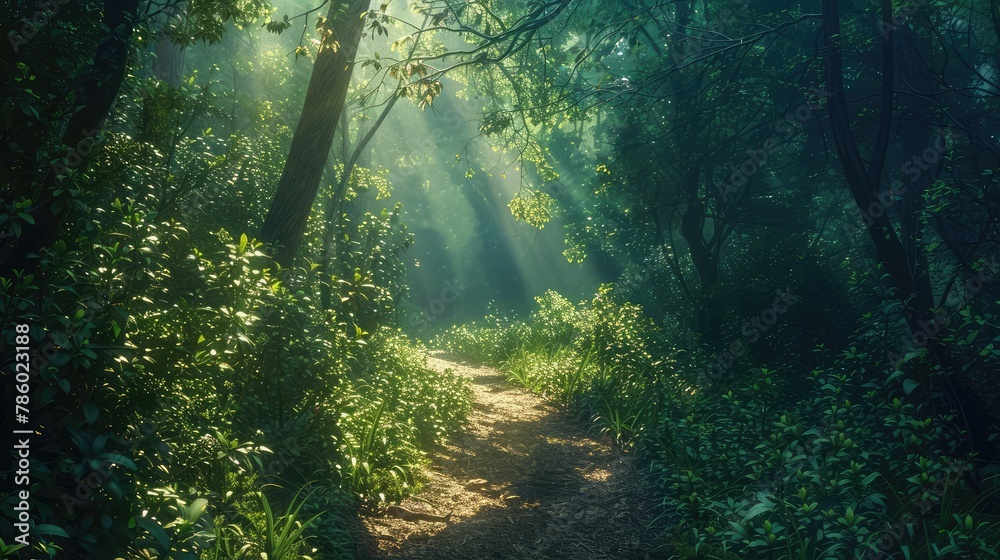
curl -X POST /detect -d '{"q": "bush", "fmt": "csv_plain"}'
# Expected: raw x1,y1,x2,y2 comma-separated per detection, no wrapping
1,192,468,560
337,329,472,503
442,288,1000,559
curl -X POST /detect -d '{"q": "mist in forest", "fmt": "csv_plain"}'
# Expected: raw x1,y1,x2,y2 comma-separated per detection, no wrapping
2,0,999,558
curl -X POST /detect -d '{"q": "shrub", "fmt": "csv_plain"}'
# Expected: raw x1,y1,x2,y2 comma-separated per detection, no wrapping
443,289,1000,559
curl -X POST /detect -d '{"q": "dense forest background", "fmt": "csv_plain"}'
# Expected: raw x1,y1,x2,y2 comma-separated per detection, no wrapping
2,0,1000,557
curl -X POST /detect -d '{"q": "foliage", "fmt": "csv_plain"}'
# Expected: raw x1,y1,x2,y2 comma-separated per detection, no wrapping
653,354,1000,560
253,489,320,560
338,330,471,503
4,0,1000,558
433,307,532,366
0,57,467,556
0,185,470,557
438,287,676,444
444,288,1000,559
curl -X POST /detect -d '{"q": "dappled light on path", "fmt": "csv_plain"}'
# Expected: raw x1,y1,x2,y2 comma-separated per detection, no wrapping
360,354,665,559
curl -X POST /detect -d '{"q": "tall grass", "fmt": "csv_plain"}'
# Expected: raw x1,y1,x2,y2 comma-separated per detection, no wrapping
255,488,321,560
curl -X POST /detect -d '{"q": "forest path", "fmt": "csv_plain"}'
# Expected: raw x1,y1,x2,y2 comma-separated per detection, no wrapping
358,353,665,559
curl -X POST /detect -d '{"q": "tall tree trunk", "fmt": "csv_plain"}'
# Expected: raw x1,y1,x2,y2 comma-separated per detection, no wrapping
679,167,721,346
1,0,141,275
822,0,998,462
153,2,186,88
258,0,371,266
665,1,725,347
990,0,1000,43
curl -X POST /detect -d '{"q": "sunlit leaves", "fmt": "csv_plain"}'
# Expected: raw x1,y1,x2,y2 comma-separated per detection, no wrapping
507,190,554,229
315,14,340,54
563,236,588,263
390,34,414,53
293,45,311,60
388,61,428,80
175,0,272,45
479,111,513,135
400,78,443,109
265,15,292,34
320,165,391,203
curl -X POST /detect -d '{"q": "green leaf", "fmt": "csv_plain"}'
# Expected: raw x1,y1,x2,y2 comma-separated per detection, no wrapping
887,370,906,383
138,517,170,551
33,524,70,538
903,379,919,395
83,403,99,424
745,498,776,520
185,498,209,523
102,453,137,470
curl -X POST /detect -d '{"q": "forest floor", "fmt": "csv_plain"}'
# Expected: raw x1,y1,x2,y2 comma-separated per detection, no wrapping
357,352,667,559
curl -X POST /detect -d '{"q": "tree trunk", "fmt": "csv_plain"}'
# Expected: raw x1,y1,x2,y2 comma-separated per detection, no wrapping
990,0,1000,42
678,166,722,346
153,3,186,88
1,0,141,276
822,0,998,462
665,2,725,347
258,0,371,266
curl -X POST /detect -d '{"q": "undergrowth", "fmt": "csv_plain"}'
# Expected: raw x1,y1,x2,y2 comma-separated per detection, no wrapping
436,287,1000,559
1,189,471,559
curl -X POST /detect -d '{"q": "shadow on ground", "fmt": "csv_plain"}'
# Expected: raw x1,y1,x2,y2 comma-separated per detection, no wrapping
356,355,669,559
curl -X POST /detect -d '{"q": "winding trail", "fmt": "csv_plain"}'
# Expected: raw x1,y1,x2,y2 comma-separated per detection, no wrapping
359,353,666,559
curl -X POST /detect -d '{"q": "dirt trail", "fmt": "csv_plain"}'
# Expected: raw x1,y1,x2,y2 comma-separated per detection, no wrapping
359,353,666,559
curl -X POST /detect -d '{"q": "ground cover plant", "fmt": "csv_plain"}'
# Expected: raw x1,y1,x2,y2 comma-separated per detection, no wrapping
437,288,1000,559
